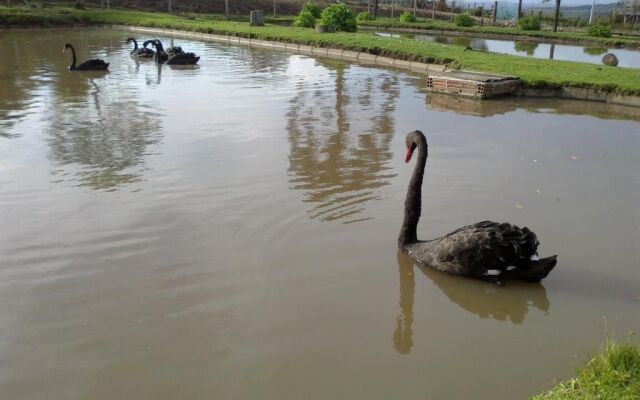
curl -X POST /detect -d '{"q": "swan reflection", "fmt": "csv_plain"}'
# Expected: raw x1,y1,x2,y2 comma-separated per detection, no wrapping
393,251,550,354
47,79,162,190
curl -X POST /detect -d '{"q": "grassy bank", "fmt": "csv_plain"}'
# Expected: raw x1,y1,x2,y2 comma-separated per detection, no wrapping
359,17,640,48
533,338,640,400
2,6,640,95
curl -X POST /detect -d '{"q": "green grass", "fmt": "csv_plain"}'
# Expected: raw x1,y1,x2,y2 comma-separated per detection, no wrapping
359,17,640,48
533,337,640,400
2,6,640,95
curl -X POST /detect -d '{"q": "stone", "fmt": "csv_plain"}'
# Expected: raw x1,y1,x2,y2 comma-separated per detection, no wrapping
315,24,335,33
602,53,619,67
249,10,264,26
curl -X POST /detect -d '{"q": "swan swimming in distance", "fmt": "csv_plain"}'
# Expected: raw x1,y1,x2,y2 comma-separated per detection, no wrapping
152,39,199,65
63,43,109,71
126,38,155,58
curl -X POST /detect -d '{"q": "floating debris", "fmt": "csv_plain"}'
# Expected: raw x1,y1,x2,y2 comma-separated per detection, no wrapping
570,155,581,160
516,204,524,210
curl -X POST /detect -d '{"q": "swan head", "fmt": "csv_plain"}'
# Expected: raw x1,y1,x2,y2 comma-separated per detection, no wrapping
404,130,425,163
153,39,165,52
126,37,135,44
63,43,72,53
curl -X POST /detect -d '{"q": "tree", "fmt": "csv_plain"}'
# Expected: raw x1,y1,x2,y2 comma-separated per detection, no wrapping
225,0,229,19
373,0,379,18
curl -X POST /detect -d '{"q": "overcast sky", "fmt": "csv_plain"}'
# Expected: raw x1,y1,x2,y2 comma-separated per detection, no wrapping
464,0,619,6
510,0,617,5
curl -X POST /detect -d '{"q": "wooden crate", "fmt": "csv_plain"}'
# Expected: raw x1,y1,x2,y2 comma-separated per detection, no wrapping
426,71,520,99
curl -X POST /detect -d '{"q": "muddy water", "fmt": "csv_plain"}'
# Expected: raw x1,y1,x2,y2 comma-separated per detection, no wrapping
1,28,639,400
375,31,640,67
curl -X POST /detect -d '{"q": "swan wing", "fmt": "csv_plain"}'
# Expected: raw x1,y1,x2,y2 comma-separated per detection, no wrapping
426,221,539,276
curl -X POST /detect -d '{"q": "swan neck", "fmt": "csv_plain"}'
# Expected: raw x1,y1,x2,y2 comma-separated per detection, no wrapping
399,137,427,248
69,45,77,69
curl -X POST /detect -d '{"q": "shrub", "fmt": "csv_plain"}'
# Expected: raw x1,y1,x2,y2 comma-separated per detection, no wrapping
399,11,416,23
454,12,474,27
574,17,587,27
301,1,321,19
588,23,612,38
518,16,540,30
320,3,357,32
294,10,316,28
356,11,374,22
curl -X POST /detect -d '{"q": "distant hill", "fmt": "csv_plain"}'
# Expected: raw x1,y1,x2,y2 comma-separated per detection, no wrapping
489,1,619,19
522,2,619,19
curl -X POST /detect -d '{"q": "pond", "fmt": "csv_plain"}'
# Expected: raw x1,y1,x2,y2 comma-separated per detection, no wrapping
1,28,639,400
375,31,640,68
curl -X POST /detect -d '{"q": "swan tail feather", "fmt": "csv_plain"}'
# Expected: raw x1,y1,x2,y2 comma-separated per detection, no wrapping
519,255,557,282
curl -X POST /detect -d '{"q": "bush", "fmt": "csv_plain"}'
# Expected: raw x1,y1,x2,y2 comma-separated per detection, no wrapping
454,12,474,27
320,3,357,32
356,11,374,22
574,17,587,27
399,11,416,23
588,23,612,38
301,1,321,19
518,16,540,31
294,10,316,28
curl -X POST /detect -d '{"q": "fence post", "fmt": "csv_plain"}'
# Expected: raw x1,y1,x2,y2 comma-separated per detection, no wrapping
451,0,455,22
492,1,497,23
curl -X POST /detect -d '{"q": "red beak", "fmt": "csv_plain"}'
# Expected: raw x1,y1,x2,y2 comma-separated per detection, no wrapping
405,147,412,163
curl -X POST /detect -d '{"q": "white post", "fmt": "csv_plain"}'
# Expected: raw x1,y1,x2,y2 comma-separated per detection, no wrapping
588,0,596,24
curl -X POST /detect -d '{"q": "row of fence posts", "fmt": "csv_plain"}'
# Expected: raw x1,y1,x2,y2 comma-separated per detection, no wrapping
377,1,500,25
153,0,552,27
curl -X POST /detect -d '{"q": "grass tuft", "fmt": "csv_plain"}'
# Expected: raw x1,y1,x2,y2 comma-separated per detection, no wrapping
533,337,640,400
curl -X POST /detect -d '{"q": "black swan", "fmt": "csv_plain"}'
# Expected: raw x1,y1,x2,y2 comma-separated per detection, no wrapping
126,38,154,58
63,43,109,71
152,39,199,65
399,130,557,283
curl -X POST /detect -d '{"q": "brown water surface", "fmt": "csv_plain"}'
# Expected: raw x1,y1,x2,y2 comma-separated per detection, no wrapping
1,28,639,400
